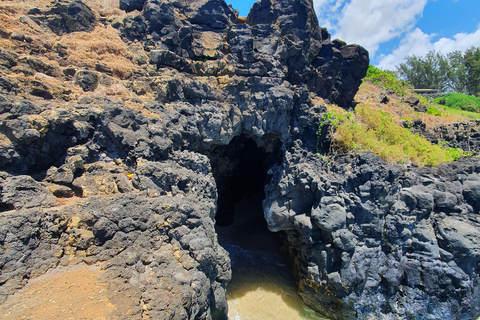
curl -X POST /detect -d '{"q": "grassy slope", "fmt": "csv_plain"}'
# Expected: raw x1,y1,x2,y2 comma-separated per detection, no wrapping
321,66,478,166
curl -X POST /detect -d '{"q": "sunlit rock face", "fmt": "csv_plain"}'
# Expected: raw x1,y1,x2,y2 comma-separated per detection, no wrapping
3,0,480,319
264,149,480,319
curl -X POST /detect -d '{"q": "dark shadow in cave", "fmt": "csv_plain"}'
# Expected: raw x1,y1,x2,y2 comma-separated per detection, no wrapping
207,134,283,253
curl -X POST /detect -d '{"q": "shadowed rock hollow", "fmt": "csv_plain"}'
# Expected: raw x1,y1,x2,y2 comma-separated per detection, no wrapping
0,0,479,319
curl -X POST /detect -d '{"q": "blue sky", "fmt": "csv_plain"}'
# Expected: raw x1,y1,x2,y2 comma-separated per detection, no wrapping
227,0,480,70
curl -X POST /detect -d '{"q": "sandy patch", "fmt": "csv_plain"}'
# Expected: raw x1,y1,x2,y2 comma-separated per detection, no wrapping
0,264,118,320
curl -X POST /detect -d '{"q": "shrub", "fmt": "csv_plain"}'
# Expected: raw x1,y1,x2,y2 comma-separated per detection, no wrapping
364,65,412,97
434,92,480,113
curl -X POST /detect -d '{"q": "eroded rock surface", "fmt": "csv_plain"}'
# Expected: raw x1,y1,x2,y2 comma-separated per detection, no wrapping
0,151,230,319
406,119,480,156
264,148,480,319
0,0,479,319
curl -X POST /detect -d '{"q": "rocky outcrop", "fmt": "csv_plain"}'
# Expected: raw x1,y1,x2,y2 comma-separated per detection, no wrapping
120,0,368,108
264,148,480,319
28,0,98,35
0,151,230,319
1,0,479,319
405,119,480,155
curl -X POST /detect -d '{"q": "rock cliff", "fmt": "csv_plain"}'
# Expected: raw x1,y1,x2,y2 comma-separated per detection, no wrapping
0,0,479,319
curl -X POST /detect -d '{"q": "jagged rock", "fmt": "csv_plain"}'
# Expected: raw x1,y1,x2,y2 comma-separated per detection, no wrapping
0,151,230,318
74,70,99,92
187,0,238,31
0,48,18,69
45,183,76,198
404,95,427,112
18,56,60,77
72,161,134,197
120,0,147,12
264,149,480,319
406,119,480,155
1,0,479,319
0,173,57,211
0,75,19,93
121,14,147,41
33,0,98,36
120,0,368,108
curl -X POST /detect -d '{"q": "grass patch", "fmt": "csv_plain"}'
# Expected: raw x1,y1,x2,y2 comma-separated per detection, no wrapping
320,105,464,166
364,65,412,97
59,26,134,79
426,106,443,116
434,92,480,113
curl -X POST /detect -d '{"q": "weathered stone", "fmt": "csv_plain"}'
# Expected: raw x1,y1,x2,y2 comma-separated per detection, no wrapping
0,174,57,211
41,0,97,35
264,150,480,319
120,0,147,12
0,1,479,319
74,70,99,92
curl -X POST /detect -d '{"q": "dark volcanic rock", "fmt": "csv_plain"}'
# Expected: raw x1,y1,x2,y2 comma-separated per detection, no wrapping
120,0,147,12
264,148,480,319
30,0,97,36
120,0,368,108
0,151,230,319
406,119,480,155
0,173,57,211
74,70,99,92
2,0,479,319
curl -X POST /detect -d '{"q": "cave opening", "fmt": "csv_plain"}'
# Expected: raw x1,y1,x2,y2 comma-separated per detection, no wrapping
207,133,283,252
207,134,324,319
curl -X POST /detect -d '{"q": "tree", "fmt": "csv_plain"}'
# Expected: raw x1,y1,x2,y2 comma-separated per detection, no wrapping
397,51,450,91
446,50,468,93
465,47,480,97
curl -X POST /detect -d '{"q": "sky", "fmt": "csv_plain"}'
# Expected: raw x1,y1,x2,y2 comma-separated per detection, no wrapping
227,0,480,71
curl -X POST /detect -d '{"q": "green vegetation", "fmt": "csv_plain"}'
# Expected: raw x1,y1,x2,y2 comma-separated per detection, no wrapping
320,61,479,167
465,47,480,97
434,92,480,113
318,106,469,167
426,106,443,116
364,65,411,97
397,47,480,96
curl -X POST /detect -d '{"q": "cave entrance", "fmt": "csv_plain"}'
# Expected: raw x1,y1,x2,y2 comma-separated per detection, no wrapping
207,134,283,252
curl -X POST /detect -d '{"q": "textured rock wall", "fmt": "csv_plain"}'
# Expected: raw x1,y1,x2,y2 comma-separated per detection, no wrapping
1,150,231,319
264,147,480,319
1,0,479,319
406,119,480,156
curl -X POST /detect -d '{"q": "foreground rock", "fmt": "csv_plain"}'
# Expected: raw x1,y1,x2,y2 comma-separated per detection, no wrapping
0,151,230,319
264,148,480,319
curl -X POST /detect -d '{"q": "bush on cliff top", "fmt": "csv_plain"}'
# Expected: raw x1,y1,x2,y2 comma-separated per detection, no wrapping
364,65,412,97
321,106,465,166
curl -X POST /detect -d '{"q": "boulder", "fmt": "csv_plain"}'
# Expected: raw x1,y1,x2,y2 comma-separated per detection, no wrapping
74,70,99,92
120,0,147,12
39,0,98,35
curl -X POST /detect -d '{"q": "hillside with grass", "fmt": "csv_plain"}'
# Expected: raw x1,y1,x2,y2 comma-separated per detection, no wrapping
319,65,480,166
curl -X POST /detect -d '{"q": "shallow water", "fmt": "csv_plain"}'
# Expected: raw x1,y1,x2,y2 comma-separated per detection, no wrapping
224,245,328,320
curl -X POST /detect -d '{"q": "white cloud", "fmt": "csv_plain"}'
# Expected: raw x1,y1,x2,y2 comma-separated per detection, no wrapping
377,26,480,70
313,0,429,56
313,0,480,71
